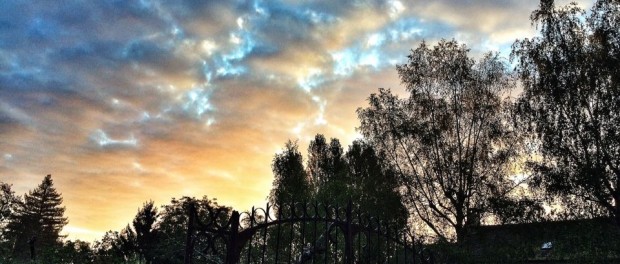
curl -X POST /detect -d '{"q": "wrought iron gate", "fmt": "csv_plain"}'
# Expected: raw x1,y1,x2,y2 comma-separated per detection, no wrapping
184,201,429,264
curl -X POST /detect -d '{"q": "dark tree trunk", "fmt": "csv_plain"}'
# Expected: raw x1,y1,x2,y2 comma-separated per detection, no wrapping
614,197,620,228
28,236,36,261
184,204,195,264
455,226,466,244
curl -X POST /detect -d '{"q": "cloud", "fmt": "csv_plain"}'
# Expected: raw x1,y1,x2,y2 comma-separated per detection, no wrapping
89,129,139,149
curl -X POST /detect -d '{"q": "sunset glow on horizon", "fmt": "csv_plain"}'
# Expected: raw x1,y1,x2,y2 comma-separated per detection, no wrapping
0,0,594,242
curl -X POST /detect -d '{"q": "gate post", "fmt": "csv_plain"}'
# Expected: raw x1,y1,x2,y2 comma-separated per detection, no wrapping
344,200,354,264
225,211,241,264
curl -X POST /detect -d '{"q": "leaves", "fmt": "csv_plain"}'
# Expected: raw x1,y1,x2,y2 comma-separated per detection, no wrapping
358,39,522,242
269,140,311,207
513,0,620,222
4,175,68,260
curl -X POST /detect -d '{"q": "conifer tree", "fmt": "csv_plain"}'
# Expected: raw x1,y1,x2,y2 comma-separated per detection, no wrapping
6,174,68,260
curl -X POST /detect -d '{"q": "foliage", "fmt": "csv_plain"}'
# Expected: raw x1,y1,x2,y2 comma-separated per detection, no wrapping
512,0,620,224
488,196,545,225
157,196,231,263
345,140,408,228
0,182,19,226
56,240,95,263
357,40,530,242
269,135,407,228
307,134,349,203
0,182,20,261
92,230,136,263
133,201,159,263
4,175,68,261
266,141,315,262
268,140,312,208
266,136,409,262
88,196,231,263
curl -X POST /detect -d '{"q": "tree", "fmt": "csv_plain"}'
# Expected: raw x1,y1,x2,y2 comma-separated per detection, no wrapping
358,40,525,242
512,0,620,224
92,230,132,263
307,134,330,192
133,201,159,264
0,182,20,261
267,137,408,262
5,174,68,260
268,140,312,207
307,134,349,203
91,196,231,263
57,239,94,263
157,196,231,263
345,140,407,228
119,225,139,262
267,140,312,262
345,140,408,262
0,182,19,225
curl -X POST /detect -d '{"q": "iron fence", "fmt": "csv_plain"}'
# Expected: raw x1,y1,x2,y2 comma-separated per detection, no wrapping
183,201,431,264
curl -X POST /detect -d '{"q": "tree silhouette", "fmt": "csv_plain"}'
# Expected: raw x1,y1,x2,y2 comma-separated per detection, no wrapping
307,134,349,203
358,40,525,242
5,174,68,260
132,201,159,263
157,196,231,263
119,224,139,261
269,140,312,207
345,140,407,228
512,0,620,224
58,239,94,263
92,230,132,263
266,137,409,262
0,182,19,224
0,182,20,261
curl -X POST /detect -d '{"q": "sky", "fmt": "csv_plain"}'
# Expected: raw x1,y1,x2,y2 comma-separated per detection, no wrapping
0,0,594,242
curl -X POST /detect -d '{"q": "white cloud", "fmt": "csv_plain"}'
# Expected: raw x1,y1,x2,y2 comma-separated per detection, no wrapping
388,0,405,18
180,86,214,119
90,129,138,148
297,68,324,91
201,40,218,56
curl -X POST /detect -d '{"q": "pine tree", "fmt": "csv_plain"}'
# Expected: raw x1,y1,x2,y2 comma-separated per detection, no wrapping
6,174,68,260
